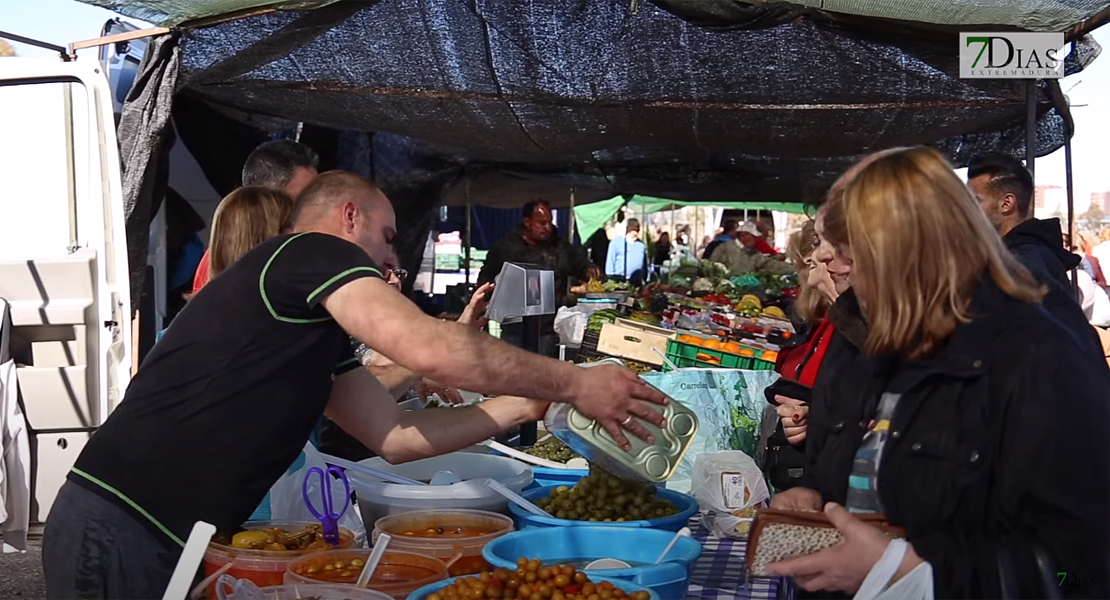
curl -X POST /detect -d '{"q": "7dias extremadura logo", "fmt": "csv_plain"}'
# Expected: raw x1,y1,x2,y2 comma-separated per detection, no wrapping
960,32,1065,79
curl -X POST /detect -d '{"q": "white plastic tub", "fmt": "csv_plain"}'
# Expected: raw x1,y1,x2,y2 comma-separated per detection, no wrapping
351,452,533,525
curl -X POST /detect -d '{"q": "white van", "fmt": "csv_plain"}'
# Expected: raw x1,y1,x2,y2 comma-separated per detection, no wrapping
0,54,133,527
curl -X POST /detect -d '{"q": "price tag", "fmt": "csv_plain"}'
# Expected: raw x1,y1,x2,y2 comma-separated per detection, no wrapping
721,472,748,509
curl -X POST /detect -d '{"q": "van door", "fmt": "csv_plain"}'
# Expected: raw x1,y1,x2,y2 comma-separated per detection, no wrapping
0,57,132,523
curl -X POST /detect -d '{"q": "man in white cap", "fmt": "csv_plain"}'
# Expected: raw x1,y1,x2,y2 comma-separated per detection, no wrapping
709,221,793,275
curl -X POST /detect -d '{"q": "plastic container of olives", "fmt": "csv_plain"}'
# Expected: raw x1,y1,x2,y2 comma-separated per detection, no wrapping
507,485,698,533
285,549,448,599
544,362,698,483
203,521,356,600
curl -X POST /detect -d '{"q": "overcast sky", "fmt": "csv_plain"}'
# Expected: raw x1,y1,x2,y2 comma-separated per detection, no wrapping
4,0,1109,208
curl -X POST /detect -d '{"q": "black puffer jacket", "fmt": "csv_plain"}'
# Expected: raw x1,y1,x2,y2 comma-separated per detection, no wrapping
1003,218,1101,356
805,279,1110,599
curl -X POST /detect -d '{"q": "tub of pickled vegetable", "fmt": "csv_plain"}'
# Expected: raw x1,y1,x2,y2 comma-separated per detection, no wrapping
203,521,355,599
373,509,514,576
285,549,448,599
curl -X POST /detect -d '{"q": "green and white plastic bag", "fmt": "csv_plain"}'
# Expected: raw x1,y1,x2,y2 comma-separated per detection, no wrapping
641,368,779,494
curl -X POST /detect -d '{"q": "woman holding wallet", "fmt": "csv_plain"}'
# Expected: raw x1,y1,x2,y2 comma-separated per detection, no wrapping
767,147,1110,598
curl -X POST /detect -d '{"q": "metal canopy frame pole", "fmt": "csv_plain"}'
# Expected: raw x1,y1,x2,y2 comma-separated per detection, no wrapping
464,179,472,286
1026,80,1038,212
569,187,576,243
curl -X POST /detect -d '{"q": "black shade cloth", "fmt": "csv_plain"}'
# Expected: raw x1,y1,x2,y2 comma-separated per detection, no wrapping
114,1,1103,311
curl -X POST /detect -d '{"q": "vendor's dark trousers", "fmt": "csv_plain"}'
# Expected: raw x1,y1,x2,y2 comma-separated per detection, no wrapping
43,481,182,600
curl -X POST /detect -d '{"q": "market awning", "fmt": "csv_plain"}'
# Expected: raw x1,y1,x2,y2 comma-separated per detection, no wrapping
574,196,807,243
80,0,1110,32
96,0,1108,310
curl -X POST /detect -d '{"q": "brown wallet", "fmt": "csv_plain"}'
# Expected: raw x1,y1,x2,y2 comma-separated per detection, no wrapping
745,508,906,577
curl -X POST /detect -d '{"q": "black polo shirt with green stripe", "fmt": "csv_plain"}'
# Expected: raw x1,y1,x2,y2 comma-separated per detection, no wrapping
70,232,381,547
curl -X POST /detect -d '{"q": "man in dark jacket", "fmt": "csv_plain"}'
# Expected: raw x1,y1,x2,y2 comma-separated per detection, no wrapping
478,199,600,356
967,153,1100,353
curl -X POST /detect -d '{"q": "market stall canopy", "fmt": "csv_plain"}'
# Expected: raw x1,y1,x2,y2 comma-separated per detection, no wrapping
574,196,806,243
81,0,1110,32
96,0,1108,310
154,1,1101,209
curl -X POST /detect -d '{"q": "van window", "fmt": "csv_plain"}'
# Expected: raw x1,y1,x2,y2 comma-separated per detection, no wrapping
0,79,91,258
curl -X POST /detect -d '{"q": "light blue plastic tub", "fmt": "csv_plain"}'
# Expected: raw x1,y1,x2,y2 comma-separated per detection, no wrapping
525,465,590,490
482,527,702,600
507,486,698,533
407,574,661,600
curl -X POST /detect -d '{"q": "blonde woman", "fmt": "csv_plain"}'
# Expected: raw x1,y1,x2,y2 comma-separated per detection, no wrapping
768,147,1109,598
203,186,295,286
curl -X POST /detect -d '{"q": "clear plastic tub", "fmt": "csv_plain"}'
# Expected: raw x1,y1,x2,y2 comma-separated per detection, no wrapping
217,580,392,600
407,574,661,600
285,549,448,600
202,521,355,599
350,452,533,525
373,509,514,576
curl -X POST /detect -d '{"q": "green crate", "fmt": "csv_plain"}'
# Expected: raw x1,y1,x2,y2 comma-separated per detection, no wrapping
663,339,775,372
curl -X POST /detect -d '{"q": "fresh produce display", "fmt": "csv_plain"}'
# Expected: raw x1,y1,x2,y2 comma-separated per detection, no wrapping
585,309,622,334
215,524,336,552
523,437,582,463
533,468,679,522
426,562,652,600
585,280,632,293
582,355,654,375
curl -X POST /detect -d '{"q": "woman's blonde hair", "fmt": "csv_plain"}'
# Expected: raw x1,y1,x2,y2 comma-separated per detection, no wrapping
208,186,294,280
823,147,1044,359
786,221,827,322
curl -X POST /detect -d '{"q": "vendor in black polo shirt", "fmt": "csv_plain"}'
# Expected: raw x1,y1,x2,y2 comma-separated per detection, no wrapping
42,172,668,600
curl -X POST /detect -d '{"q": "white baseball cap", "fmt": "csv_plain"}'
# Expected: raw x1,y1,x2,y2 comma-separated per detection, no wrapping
738,222,761,236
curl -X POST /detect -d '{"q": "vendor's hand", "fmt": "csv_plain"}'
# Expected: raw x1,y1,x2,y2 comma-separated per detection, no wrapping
459,282,494,328
415,379,464,405
769,486,823,511
768,503,922,594
774,396,808,444
570,364,668,450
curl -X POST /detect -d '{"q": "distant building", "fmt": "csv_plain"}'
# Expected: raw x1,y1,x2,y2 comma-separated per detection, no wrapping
1092,191,1110,213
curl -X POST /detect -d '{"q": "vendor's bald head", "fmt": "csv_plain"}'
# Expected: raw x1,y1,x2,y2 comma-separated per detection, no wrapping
292,171,398,268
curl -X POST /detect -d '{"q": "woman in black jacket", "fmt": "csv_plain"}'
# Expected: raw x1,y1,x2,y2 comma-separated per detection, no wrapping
768,147,1110,599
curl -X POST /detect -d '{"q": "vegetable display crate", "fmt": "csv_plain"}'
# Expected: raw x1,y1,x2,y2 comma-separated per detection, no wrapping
663,338,775,371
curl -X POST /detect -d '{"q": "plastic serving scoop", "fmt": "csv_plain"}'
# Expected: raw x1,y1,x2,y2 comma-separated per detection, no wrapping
321,452,427,485
357,533,392,587
164,521,215,600
430,470,462,485
485,479,550,517
583,527,692,571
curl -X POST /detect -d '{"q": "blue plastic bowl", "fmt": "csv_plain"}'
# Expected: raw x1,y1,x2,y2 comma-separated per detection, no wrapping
407,574,661,600
508,486,698,533
482,527,702,600
524,465,590,490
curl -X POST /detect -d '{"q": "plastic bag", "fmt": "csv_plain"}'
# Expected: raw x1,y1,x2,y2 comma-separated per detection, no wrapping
266,442,367,547
554,305,595,348
691,451,770,539
640,368,779,493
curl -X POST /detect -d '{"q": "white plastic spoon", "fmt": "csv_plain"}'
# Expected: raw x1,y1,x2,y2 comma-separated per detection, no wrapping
357,532,392,588
485,479,551,517
584,527,692,571
164,520,215,600
653,527,692,563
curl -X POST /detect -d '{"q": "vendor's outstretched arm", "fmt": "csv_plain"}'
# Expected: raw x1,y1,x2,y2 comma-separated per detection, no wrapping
322,277,668,448
325,367,545,463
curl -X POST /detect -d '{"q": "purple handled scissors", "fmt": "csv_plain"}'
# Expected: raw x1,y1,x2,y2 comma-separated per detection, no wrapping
302,465,351,545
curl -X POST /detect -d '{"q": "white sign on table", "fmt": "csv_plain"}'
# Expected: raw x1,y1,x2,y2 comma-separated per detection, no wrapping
959,32,1066,79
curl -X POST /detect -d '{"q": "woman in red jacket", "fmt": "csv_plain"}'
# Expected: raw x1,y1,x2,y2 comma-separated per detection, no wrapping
773,217,848,443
